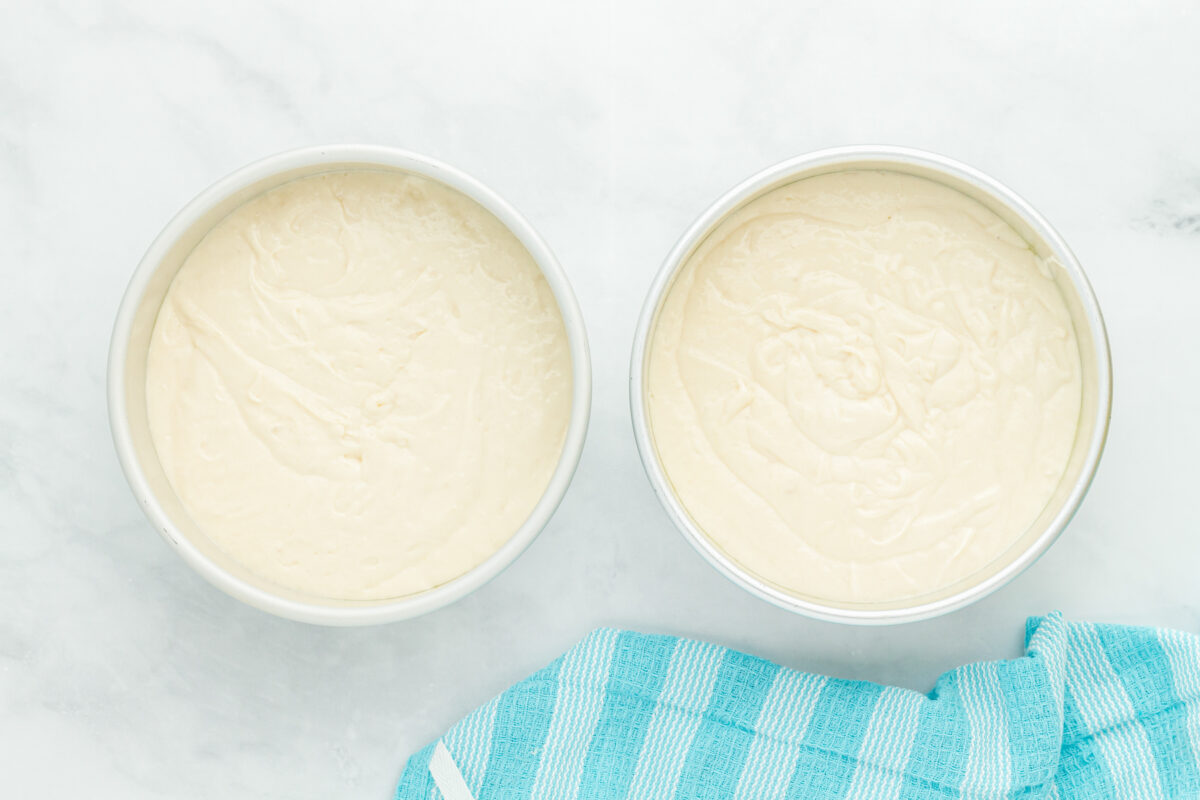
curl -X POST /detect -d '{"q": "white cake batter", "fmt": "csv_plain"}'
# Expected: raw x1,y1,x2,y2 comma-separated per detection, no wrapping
647,170,1081,603
146,170,571,600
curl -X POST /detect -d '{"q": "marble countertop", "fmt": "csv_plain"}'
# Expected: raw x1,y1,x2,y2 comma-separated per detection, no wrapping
2,1,1198,796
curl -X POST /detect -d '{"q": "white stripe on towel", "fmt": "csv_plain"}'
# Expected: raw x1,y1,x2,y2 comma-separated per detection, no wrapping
441,695,498,792
625,639,724,798
529,628,619,800
732,671,827,800
1156,628,1200,781
877,691,923,800
1069,624,1164,800
857,686,924,800
430,740,477,800
960,662,1012,796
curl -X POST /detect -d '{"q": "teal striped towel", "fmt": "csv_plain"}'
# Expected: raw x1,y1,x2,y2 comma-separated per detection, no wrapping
395,613,1200,799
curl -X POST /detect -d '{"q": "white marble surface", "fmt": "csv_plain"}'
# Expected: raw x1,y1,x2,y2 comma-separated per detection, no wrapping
2,0,1198,796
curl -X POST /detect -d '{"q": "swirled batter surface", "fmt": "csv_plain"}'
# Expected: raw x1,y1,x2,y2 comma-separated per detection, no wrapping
146,171,571,600
647,170,1081,603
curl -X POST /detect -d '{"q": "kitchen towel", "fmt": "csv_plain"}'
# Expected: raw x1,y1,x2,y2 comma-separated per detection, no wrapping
395,613,1200,799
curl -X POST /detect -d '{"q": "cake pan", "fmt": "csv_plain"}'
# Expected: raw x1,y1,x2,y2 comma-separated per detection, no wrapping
109,145,591,625
630,145,1111,625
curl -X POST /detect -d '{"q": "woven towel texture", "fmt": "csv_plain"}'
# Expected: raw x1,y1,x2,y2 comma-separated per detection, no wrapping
395,614,1200,800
